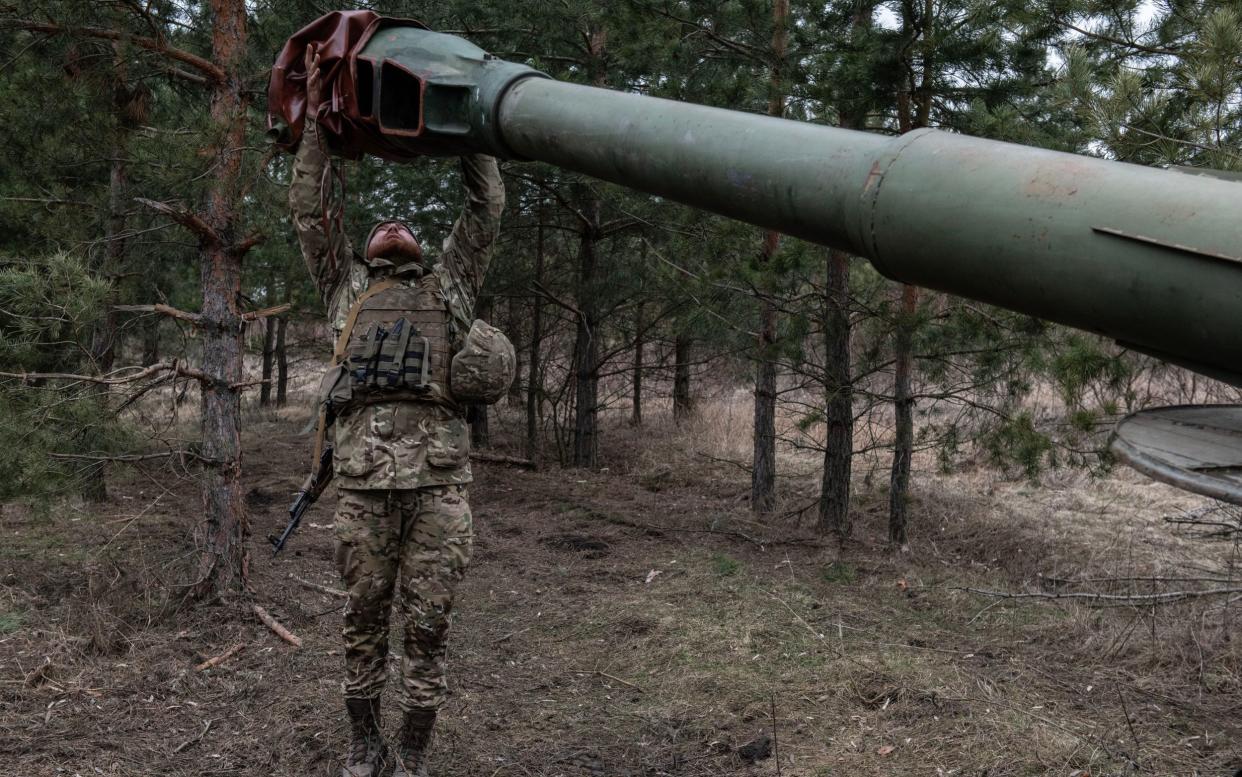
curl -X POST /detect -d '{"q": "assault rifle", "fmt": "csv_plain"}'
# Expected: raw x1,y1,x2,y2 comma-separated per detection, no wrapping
271,445,334,556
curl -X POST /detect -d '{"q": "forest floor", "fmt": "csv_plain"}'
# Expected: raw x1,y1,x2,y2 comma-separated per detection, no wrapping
4,402,1242,776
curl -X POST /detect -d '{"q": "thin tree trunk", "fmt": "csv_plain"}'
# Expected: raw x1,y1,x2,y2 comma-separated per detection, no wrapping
751,0,788,515
259,313,275,407
90,44,134,375
571,194,600,468
818,2,871,538
469,404,489,448
572,31,607,470
631,301,643,427
525,203,545,462
820,248,852,537
190,0,249,601
673,333,694,423
275,315,288,407
752,276,779,514
889,283,917,548
888,0,932,551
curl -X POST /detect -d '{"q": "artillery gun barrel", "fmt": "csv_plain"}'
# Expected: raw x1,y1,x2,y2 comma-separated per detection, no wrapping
494,78,1242,384
283,22,1242,385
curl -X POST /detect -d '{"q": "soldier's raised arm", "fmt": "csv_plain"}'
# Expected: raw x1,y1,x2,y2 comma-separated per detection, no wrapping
436,154,505,315
287,45,352,309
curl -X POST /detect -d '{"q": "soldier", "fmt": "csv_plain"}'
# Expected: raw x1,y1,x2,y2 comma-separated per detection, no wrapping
289,46,507,777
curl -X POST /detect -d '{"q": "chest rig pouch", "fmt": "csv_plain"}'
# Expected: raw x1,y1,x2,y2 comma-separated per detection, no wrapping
345,279,451,400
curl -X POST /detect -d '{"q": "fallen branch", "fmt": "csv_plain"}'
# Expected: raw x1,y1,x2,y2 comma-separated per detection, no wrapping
49,450,200,463
172,718,214,754
470,451,537,469
575,669,643,692
195,643,245,672
252,604,302,647
958,586,1242,605
289,574,347,598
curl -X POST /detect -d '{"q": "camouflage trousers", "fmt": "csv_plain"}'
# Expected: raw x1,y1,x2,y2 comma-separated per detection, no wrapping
334,485,473,711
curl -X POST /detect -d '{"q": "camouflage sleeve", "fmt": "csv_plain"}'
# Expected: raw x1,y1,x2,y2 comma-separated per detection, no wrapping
435,154,505,317
288,119,354,313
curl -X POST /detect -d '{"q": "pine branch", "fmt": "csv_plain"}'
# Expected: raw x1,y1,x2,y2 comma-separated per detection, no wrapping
9,21,226,84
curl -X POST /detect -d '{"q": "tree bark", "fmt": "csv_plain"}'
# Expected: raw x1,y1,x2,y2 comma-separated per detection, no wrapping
673,333,694,423
751,0,788,515
820,249,853,538
189,0,249,601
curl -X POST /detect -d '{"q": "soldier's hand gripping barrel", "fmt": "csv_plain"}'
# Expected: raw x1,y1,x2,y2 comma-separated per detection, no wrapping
269,13,1242,387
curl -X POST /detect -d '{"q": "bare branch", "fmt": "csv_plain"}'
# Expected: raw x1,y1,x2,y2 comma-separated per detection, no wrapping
115,303,202,326
134,197,221,245
241,303,290,322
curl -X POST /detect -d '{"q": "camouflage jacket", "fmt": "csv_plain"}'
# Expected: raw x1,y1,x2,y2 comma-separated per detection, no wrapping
289,118,505,490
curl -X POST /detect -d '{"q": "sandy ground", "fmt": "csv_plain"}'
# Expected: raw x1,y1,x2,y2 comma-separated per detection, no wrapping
3,405,1242,776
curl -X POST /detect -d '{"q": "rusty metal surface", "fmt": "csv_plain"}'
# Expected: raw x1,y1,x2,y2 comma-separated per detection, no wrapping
1110,405,1242,506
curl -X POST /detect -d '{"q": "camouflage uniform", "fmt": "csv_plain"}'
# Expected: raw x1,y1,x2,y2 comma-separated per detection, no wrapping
290,117,504,712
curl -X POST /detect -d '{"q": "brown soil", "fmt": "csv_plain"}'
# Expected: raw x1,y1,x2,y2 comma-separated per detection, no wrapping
3,409,1242,776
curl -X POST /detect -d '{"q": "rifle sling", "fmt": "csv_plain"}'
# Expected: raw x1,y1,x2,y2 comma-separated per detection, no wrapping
311,277,405,480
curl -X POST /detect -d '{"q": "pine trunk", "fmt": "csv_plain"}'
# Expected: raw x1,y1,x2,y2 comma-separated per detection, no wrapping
571,194,600,468
673,334,693,423
275,315,288,407
259,313,275,407
189,0,249,601
752,284,778,514
819,249,852,538
888,284,918,548
888,0,932,551
751,0,788,515
469,404,490,448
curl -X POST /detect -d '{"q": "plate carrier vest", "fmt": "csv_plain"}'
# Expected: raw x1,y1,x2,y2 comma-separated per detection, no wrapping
337,273,454,405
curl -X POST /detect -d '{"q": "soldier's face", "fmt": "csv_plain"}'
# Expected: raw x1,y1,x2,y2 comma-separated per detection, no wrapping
366,221,422,263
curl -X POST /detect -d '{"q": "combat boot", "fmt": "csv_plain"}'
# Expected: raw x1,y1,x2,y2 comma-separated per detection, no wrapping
342,697,387,777
390,708,436,777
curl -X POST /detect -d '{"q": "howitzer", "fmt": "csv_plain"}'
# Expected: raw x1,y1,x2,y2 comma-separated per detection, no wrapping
272,445,334,556
269,14,1242,504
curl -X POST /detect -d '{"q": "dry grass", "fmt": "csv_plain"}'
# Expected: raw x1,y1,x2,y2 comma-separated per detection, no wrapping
3,394,1242,775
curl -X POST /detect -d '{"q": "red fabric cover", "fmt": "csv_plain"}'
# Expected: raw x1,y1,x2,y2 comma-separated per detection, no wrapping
267,10,427,159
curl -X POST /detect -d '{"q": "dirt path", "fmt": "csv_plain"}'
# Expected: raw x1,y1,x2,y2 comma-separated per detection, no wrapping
3,415,1241,775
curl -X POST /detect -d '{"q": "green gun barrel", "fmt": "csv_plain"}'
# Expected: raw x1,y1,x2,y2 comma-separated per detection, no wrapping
351,26,1242,386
